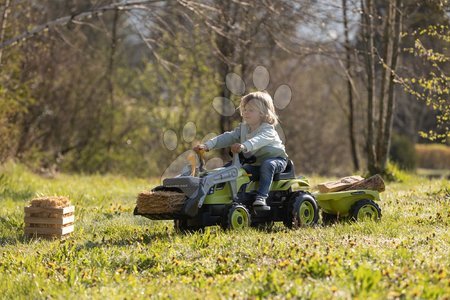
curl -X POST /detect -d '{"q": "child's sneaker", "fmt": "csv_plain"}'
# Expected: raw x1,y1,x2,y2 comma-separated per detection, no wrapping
253,196,270,210
253,196,271,211
253,196,267,207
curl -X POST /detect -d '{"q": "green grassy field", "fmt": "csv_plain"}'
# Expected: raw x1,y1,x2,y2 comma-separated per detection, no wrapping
1,162,449,299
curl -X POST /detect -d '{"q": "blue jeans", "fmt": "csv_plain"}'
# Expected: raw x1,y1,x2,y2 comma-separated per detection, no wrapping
242,157,288,199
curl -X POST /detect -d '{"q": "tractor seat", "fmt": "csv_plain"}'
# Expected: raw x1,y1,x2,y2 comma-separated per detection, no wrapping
273,160,296,181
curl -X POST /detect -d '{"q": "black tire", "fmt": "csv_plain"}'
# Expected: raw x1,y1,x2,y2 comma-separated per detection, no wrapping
350,199,382,221
223,205,251,230
321,211,340,225
174,219,204,233
284,192,319,229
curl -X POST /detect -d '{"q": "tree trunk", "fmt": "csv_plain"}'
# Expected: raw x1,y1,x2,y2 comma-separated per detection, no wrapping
0,0,11,65
105,9,119,172
342,0,360,172
375,0,393,165
379,0,403,170
217,40,234,158
362,0,377,174
215,2,237,158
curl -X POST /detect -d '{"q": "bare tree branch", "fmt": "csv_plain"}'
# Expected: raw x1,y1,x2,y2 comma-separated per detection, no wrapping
0,0,166,50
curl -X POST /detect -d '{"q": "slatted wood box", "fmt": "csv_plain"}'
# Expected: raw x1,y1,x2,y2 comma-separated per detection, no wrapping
24,205,75,239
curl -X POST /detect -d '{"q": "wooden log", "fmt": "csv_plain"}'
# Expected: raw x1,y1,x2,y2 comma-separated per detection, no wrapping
317,176,365,193
342,174,385,192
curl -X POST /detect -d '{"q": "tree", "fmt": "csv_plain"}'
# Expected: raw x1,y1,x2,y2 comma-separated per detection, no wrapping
400,25,450,143
360,0,403,175
342,0,360,171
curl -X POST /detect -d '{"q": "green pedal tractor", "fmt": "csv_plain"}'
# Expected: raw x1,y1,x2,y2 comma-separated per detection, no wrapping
134,151,382,231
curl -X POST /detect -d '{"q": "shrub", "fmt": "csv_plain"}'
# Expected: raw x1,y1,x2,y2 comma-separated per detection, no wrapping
389,134,416,170
415,144,450,169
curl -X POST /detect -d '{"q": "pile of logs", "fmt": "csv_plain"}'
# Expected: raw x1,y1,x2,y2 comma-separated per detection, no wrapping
317,175,385,193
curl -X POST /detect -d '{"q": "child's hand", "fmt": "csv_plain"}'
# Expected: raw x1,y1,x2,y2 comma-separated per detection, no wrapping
193,144,209,152
231,143,244,153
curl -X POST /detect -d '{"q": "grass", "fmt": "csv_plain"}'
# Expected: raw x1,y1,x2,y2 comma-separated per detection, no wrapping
1,161,449,299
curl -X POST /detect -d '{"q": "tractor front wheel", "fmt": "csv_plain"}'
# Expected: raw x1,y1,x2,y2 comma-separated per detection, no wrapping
224,205,251,230
350,199,381,221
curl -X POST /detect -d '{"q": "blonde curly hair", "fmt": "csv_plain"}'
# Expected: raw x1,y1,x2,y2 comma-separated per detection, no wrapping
239,91,279,126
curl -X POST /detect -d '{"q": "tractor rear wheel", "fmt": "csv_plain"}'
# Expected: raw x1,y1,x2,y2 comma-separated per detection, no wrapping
284,192,319,229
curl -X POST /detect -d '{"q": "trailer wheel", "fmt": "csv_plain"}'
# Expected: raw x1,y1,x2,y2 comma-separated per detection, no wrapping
350,199,381,221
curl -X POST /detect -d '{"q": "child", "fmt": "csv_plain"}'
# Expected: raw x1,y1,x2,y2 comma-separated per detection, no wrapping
193,91,288,207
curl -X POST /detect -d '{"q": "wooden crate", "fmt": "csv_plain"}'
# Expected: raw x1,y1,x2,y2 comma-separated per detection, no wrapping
24,205,75,239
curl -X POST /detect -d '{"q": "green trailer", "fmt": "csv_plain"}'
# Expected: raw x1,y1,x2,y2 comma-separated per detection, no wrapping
314,190,381,224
